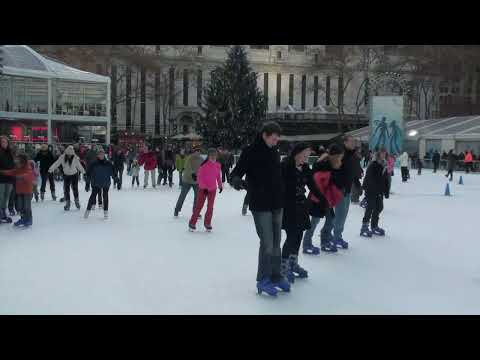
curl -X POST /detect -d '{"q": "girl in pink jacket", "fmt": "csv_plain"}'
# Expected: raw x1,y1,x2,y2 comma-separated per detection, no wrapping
189,148,223,232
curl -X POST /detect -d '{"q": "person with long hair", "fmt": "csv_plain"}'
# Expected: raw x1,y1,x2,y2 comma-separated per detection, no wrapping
0,135,15,224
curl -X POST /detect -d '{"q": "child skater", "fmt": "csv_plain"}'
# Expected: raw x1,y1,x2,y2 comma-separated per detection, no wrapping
130,159,140,188
30,159,40,202
188,148,223,232
360,147,390,237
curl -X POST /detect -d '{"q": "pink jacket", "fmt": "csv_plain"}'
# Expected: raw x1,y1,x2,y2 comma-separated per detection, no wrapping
197,160,222,192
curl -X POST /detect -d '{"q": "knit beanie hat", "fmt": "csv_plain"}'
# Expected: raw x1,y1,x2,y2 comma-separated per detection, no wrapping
290,142,311,158
328,143,344,156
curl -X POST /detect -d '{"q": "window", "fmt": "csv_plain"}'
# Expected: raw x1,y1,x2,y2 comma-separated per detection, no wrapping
54,81,105,117
338,76,344,108
288,45,305,52
301,75,306,110
183,69,189,106
197,46,203,55
197,70,203,106
289,74,294,106
276,74,281,108
314,54,319,64
250,45,269,50
277,51,282,59
326,76,331,106
264,73,269,104
313,76,319,107
140,67,146,133
325,45,343,58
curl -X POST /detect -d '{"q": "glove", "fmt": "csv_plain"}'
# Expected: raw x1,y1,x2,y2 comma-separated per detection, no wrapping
231,176,243,191
203,189,209,196
192,173,197,181
219,187,223,194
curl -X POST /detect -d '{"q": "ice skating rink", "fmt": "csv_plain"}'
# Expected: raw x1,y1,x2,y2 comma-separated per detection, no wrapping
1,169,480,315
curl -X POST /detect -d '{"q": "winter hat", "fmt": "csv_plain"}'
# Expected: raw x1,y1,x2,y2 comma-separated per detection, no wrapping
65,145,75,156
328,143,344,156
97,147,105,154
290,142,311,158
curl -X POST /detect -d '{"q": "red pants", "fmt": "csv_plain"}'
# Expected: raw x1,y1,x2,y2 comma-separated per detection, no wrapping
190,189,217,227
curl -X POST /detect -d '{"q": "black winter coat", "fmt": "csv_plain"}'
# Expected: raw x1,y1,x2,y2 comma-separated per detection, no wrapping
0,148,15,184
231,136,285,212
112,153,126,169
34,151,56,174
280,158,314,232
334,147,356,194
362,160,389,197
87,159,116,188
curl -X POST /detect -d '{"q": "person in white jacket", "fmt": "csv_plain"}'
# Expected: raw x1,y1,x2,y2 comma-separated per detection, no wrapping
399,151,409,182
48,145,85,210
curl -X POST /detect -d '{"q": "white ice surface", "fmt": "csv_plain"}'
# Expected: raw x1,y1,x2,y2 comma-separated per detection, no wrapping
1,169,480,315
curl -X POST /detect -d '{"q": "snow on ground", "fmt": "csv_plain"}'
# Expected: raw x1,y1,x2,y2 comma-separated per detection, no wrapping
1,168,480,315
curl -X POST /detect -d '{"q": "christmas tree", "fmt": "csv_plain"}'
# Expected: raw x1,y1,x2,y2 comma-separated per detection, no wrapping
197,45,267,149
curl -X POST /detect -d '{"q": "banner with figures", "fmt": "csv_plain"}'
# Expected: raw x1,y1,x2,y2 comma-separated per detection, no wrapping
369,96,404,155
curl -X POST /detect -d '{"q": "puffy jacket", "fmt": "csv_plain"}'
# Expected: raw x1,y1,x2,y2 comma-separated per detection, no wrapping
34,150,56,174
176,154,186,172
465,152,473,163
48,154,85,176
87,159,116,188
197,160,222,192
2,164,34,194
182,153,203,185
399,152,409,167
362,160,389,197
0,147,15,184
138,151,157,171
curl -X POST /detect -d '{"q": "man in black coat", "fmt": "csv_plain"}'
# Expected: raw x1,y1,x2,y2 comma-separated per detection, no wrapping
320,135,357,250
112,148,126,190
230,121,287,294
432,150,440,173
34,144,56,201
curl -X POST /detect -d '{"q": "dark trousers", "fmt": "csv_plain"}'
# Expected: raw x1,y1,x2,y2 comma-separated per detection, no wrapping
87,186,109,211
433,162,439,173
8,186,16,212
401,167,408,182
114,167,123,189
162,166,174,185
40,172,55,194
175,183,198,214
221,167,230,183
16,194,32,221
243,190,250,207
282,229,304,259
446,169,453,181
252,209,283,282
132,176,140,186
351,182,362,203
362,193,384,228
64,174,79,201
465,163,473,173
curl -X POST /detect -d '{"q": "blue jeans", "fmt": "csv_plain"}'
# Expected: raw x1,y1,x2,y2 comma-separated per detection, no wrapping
320,193,351,243
302,216,321,249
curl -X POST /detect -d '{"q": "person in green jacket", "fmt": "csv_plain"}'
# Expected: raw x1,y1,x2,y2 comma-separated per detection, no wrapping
174,147,203,218
175,148,187,187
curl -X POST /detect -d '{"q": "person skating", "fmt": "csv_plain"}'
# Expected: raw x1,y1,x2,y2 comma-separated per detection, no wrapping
445,150,456,181
360,147,390,237
0,152,35,227
162,145,175,187
320,135,357,250
230,121,288,296
175,149,186,187
302,144,345,254
0,135,15,223
48,145,85,211
34,144,57,201
30,160,40,202
130,159,141,188
112,148,126,190
188,148,223,232
433,150,440,173
385,152,395,195
155,147,164,186
350,147,364,204
84,149,117,220
399,151,409,182
464,150,473,174
279,143,317,282
126,146,136,173
174,147,203,218
84,144,98,188
138,147,157,189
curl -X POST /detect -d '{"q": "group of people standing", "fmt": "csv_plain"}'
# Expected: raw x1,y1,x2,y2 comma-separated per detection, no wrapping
227,122,390,297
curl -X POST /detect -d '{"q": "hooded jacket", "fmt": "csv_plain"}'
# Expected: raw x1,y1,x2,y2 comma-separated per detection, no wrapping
34,149,56,174
197,160,222,191
362,155,390,197
182,153,203,185
138,151,158,171
87,158,116,188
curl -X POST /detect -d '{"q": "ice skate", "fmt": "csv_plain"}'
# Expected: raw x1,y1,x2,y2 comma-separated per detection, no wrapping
34,193,39,202
13,218,25,227
74,199,81,209
372,227,386,236
40,192,45,201
242,204,248,216
289,255,308,279
256,278,278,297
104,211,108,220
205,224,212,232
281,258,295,284
321,241,338,253
271,277,291,293
303,245,320,255
188,223,196,232
333,237,349,249
8,209,16,217
64,200,71,211
51,193,57,201
360,223,373,237
0,209,12,224
84,210,90,219
98,203,103,210
174,209,179,218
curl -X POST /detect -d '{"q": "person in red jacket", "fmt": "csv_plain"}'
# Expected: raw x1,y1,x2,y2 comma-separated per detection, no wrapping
189,148,223,232
464,150,473,173
0,152,34,227
138,146,158,189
